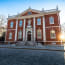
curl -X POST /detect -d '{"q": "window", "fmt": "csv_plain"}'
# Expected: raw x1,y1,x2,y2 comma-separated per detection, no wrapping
50,30,56,39
49,16,54,24
37,18,41,25
19,20,22,27
18,30,22,39
10,22,14,28
28,20,31,26
37,29,42,39
9,32,12,39
28,12,32,15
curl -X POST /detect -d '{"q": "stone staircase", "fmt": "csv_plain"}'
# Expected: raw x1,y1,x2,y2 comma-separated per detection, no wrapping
16,41,36,46
24,41,37,46
16,41,43,47
16,41,25,46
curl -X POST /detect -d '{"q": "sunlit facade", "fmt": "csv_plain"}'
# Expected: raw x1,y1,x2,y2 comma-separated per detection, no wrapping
5,7,61,45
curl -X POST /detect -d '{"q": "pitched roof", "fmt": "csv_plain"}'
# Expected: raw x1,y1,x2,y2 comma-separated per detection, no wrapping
8,8,60,19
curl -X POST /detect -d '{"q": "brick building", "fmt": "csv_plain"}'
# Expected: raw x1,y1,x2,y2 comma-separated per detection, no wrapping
5,7,61,45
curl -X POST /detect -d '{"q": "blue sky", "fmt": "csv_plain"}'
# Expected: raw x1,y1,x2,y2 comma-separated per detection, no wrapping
0,0,65,24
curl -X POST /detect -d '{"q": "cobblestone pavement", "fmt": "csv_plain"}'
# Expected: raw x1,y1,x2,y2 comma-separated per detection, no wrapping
0,48,65,65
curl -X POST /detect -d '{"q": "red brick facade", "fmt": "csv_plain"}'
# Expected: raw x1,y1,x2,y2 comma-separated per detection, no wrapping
6,8,61,45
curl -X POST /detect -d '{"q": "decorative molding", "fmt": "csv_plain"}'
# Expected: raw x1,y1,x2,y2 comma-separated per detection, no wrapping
7,29,16,30
45,26,60,28
8,11,60,20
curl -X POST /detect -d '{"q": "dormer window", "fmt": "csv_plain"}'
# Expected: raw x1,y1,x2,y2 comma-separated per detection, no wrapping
28,12,32,15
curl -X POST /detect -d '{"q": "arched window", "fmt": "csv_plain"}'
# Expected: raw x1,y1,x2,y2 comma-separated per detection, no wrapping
18,30,22,39
37,29,41,39
9,32,12,39
37,18,41,25
50,30,56,39
19,20,22,27
10,22,14,28
49,16,54,24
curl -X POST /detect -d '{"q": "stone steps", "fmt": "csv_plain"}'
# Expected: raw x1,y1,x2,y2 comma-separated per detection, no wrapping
16,41,43,47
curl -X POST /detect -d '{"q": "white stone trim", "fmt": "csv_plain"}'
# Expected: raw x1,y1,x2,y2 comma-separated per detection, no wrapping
57,13,60,25
8,11,60,20
15,19,18,41
8,13,44,20
7,29,16,30
33,17,36,41
43,16,46,41
45,26,60,28
57,13,61,31
17,8,41,17
23,19,25,41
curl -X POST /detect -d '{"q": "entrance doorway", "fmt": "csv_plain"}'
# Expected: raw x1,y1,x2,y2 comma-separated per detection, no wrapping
27,31,31,41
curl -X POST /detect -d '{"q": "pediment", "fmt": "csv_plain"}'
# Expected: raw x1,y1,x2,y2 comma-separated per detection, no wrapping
16,8,41,17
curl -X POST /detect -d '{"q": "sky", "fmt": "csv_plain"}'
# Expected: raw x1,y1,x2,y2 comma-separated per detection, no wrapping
0,0,65,24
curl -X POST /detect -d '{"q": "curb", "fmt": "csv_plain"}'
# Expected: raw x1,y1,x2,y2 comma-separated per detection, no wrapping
0,47,65,52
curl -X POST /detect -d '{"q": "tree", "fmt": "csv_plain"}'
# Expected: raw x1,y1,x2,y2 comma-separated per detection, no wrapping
0,15,7,26
61,23,65,33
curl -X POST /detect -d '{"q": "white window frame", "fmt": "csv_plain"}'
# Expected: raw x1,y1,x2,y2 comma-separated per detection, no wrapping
37,29,42,39
37,18,41,25
9,32,12,39
18,30,22,39
10,22,14,28
19,20,22,27
49,16,54,24
50,30,56,39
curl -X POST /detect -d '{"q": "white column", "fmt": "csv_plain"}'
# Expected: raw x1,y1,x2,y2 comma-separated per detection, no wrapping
23,19,25,41
43,16,46,41
15,19,18,41
33,17,36,41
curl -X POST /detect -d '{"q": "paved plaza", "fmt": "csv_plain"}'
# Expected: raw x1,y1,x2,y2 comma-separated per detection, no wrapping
0,48,65,65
